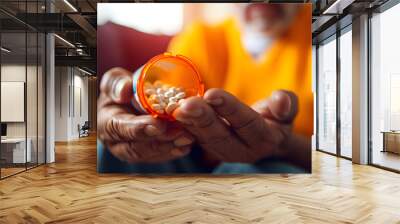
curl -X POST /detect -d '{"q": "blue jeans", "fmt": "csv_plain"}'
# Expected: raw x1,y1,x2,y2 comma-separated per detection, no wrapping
97,141,306,174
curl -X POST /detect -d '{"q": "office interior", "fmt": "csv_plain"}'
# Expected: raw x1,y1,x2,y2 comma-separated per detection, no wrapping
313,0,400,172
0,0,97,179
0,0,399,222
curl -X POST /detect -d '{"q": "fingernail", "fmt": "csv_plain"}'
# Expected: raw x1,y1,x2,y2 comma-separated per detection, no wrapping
171,148,188,156
111,77,130,101
272,92,291,119
174,136,193,147
182,107,203,117
207,98,223,106
144,125,162,136
174,114,194,126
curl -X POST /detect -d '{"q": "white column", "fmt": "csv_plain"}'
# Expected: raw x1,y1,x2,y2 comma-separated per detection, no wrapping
46,32,55,163
45,0,56,163
352,14,369,164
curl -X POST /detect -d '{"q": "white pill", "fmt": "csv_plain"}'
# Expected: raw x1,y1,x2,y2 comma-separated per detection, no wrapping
151,104,163,111
169,87,178,94
159,102,167,109
155,94,164,102
148,94,158,103
156,88,164,95
164,90,174,98
145,88,156,96
169,96,178,103
178,99,185,104
165,102,179,114
175,92,186,99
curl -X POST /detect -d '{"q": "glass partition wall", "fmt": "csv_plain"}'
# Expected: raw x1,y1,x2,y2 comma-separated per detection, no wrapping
316,25,353,159
317,35,337,155
339,27,352,159
0,2,46,179
370,2,400,172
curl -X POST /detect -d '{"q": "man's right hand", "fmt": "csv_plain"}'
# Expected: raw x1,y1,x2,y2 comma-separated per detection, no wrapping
97,67,194,163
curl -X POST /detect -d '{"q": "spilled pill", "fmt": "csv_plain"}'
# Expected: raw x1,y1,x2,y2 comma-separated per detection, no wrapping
165,102,179,114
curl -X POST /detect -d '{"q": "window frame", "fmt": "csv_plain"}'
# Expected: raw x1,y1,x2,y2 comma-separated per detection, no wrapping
367,0,400,173
315,19,353,161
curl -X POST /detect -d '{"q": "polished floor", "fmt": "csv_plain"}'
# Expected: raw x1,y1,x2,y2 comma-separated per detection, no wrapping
1,163,43,178
0,135,400,223
372,150,400,171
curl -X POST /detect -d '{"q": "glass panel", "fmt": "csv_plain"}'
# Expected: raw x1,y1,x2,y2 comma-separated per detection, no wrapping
27,31,38,169
317,36,337,154
1,30,27,177
339,29,352,158
371,4,400,171
38,32,45,165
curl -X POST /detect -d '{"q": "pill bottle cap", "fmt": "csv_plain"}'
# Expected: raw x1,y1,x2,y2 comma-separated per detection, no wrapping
137,53,204,119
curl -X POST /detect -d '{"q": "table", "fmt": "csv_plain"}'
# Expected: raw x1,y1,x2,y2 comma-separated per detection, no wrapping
381,131,400,154
1,138,31,164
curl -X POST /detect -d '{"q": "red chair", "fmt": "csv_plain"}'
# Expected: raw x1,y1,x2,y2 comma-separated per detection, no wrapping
97,21,172,80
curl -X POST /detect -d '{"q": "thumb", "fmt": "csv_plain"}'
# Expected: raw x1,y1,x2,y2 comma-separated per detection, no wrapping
253,90,298,123
100,67,133,104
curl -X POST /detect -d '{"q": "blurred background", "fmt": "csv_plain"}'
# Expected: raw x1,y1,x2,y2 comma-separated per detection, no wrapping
97,3,240,36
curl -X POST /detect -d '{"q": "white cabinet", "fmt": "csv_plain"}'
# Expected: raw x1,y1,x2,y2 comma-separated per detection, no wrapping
1,138,32,163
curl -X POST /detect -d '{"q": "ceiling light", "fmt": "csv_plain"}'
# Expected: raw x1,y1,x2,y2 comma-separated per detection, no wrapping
63,0,78,12
322,0,355,15
1,47,11,53
54,34,75,48
78,67,94,76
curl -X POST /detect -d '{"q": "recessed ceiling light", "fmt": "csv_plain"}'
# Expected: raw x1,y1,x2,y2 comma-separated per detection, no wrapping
1,47,11,53
63,0,78,12
54,34,75,48
77,67,93,76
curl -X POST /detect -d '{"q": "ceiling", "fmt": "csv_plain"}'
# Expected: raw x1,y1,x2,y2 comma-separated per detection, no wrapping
0,0,392,75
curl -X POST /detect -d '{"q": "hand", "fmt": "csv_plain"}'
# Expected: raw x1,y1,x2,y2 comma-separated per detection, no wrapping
97,67,194,163
173,88,299,164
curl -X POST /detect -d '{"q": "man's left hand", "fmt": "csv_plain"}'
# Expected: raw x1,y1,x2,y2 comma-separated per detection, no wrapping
173,89,298,163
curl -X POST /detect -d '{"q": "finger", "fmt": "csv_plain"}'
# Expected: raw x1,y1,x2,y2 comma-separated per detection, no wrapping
173,96,239,144
173,97,249,161
155,121,190,142
144,146,192,163
174,96,267,163
100,67,133,104
100,113,168,142
108,143,138,163
122,140,192,163
204,88,279,145
253,90,298,123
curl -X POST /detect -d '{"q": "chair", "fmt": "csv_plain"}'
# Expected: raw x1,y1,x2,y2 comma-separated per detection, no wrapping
79,121,90,138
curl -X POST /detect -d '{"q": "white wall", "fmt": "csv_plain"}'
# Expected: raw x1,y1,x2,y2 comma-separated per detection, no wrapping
1,64,46,164
54,67,89,141
55,66,69,141
1,65,35,137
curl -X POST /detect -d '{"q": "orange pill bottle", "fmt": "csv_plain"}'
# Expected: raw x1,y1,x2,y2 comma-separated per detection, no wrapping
132,53,204,120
